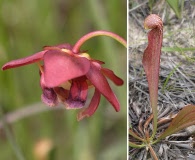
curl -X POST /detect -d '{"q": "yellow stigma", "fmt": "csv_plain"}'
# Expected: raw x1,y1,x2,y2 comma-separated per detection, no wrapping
61,48,72,54
61,48,91,59
80,53,91,59
60,81,71,90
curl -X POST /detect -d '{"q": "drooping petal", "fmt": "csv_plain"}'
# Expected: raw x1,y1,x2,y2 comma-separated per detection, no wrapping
66,80,88,109
41,87,58,106
101,68,123,86
86,62,120,112
40,71,58,106
2,50,46,70
43,50,90,88
77,89,101,121
90,59,105,65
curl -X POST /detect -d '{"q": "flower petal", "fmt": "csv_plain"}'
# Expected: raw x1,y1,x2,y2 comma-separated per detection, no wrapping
91,59,105,65
77,89,101,121
41,87,58,106
101,68,123,86
86,62,120,112
66,80,88,109
2,51,46,70
43,50,90,87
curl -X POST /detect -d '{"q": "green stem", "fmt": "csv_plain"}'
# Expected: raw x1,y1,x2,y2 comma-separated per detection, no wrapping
129,129,145,142
129,141,145,148
151,103,157,140
72,30,127,53
152,138,160,144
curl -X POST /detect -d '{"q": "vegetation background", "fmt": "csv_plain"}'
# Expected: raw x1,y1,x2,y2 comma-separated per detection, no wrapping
0,1,127,160
129,0,195,159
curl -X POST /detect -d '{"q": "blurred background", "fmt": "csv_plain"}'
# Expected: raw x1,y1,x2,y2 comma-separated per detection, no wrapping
0,0,127,160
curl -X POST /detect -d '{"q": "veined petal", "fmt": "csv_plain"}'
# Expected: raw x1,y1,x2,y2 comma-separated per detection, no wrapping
2,50,46,70
77,89,101,121
101,68,123,86
43,50,90,88
86,62,120,112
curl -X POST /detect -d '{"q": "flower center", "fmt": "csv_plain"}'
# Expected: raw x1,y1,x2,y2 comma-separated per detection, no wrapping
79,52,91,59
60,81,71,90
61,48,91,60
61,48,72,54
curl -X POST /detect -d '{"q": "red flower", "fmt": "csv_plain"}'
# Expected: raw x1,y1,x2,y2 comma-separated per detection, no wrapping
2,43,123,120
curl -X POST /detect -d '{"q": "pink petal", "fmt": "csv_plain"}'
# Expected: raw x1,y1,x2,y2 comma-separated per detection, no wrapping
2,51,46,70
66,80,88,109
101,68,123,86
90,59,105,65
86,62,120,112
77,89,101,121
43,50,90,88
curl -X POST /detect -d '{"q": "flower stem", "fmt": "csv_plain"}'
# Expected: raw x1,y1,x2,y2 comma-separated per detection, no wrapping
72,30,127,53
129,141,145,148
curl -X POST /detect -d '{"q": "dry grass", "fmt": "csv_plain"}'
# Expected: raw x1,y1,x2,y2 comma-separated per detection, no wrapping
129,0,195,159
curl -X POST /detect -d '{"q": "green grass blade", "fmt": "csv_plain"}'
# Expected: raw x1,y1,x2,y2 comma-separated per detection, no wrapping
162,63,181,92
162,47,195,62
162,47,195,52
165,0,184,18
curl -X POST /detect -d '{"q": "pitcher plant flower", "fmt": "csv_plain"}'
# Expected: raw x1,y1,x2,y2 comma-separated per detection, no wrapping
129,14,195,160
2,30,126,120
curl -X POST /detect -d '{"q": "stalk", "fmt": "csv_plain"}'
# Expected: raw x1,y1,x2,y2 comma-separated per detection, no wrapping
72,30,127,53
